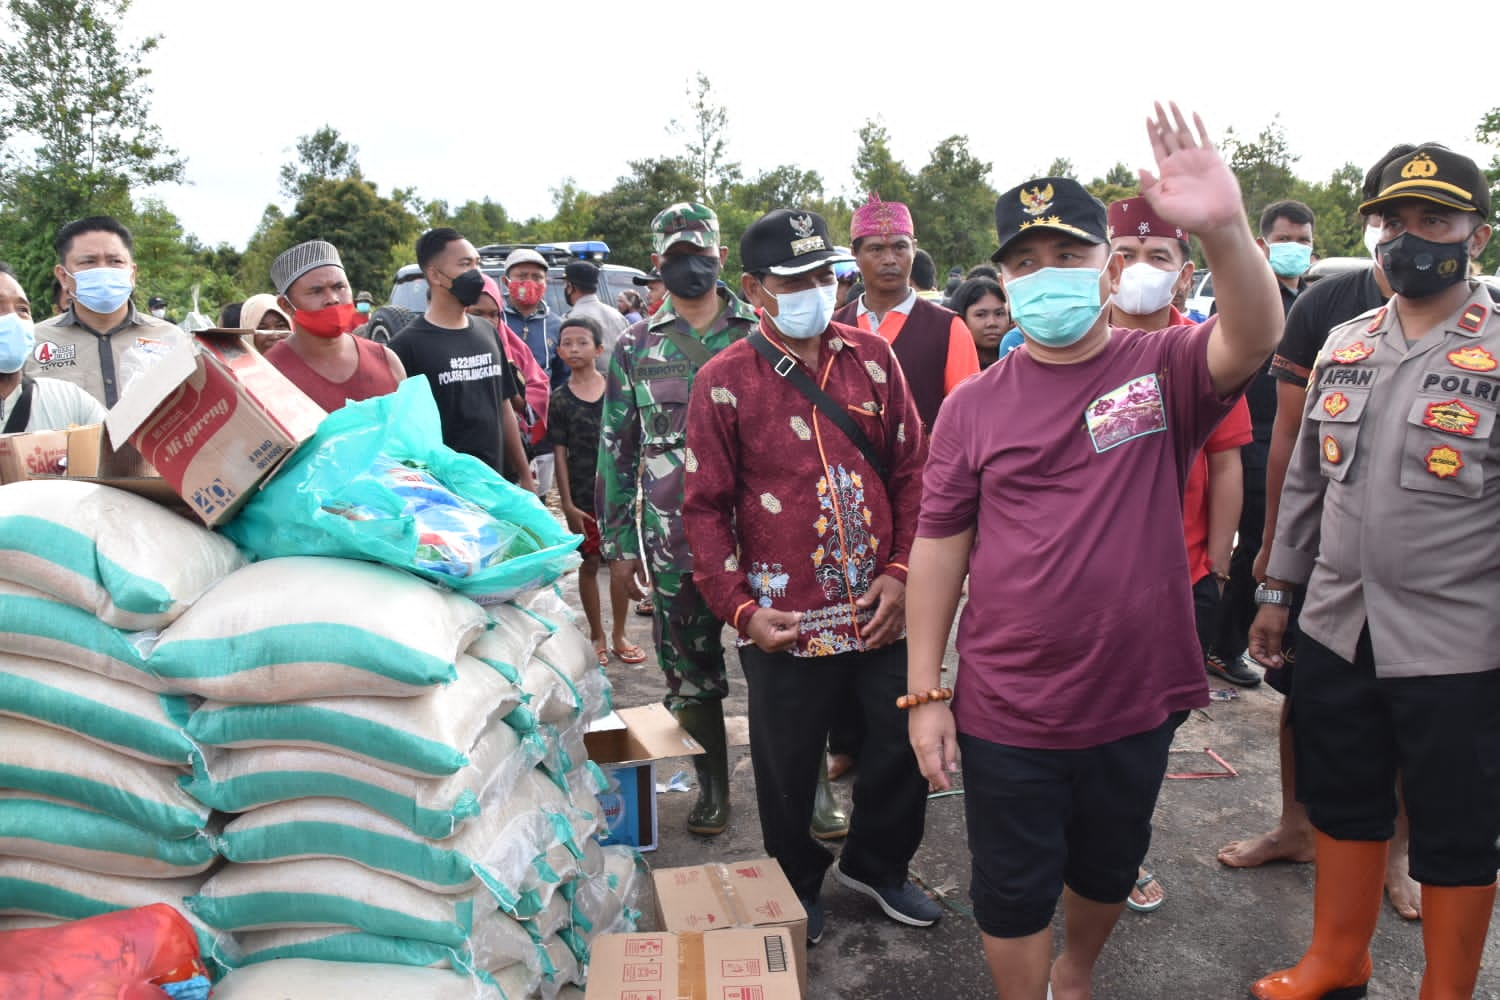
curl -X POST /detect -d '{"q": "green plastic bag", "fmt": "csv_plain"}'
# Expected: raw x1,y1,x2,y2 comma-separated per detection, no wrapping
222,378,580,601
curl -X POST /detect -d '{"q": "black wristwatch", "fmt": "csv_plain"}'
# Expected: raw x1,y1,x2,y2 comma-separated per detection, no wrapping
1253,583,1293,607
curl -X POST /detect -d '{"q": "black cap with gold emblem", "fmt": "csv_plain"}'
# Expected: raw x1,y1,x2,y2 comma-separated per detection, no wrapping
740,208,854,276
992,177,1110,262
1358,144,1490,219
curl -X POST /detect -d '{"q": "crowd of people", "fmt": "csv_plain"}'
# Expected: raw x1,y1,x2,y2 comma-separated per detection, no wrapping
1,99,1496,999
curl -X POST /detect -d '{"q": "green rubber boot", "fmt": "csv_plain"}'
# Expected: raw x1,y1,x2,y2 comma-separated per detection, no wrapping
673,700,731,836
810,753,850,841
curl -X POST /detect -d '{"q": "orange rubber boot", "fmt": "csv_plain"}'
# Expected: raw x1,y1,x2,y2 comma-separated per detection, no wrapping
1252,832,1387,1000
1418,882,1496,1000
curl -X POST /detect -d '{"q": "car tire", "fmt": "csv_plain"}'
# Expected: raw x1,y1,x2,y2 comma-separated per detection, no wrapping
363,305,414,345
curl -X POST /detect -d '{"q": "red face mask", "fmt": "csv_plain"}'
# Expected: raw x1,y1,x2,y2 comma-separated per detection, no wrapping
508,278,545,309
294,302,360,339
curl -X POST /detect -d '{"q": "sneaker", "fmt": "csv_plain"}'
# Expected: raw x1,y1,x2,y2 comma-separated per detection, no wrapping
832,862,941,927
801,896,825,946
1206,652,1261,688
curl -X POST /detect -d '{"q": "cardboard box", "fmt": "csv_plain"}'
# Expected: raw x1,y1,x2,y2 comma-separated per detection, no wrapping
584,928,802,1000
105,330,326,526
0,422,156,484
652,858,808,995
585,704,703,852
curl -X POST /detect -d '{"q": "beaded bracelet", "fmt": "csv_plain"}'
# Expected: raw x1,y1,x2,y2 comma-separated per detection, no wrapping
896,687,954,710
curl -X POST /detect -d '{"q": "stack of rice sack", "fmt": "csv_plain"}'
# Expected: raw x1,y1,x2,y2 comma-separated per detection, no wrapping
168,560,644,998
0,480,241,958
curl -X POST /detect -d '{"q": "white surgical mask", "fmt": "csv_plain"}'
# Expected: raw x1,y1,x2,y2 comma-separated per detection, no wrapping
1363,223,1383,260
766,282,837,340
1113,262,1181,316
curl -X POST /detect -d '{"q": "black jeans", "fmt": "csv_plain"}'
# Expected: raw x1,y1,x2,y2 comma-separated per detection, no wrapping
739,640,929,901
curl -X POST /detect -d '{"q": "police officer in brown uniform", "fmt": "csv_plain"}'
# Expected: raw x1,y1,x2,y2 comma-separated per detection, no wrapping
1250,144,1497,1000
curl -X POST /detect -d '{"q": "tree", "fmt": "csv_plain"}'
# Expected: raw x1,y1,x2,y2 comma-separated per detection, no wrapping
128,198,243,319
278,125,360,203
282,176,420,297
1475,107,1500,273
436,198,513,247
0,0,184,302
668,73,738,203
1295,164,1365,260
851,120,915,206
590,159,698,270
911,136,998,272
1220,117,1299,223
1043,157,1076,180
731,165,825,214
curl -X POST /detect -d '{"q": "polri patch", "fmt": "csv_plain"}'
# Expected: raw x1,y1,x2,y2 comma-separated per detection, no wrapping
1422,399,1480,437
1447,345,1497,372
1322,392,1350,418
1322,436,1342,464
1425,445,1464,479
1330,341,1374,364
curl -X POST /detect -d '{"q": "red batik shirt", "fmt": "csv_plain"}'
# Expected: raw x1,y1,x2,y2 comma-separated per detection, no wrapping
683,319,927,657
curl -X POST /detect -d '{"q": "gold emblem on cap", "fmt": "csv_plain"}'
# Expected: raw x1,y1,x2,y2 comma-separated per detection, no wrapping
790,214,815,238
1401,153,1439,179
1020,184,1055,217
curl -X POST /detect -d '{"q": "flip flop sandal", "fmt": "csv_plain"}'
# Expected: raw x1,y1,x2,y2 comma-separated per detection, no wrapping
612,643,648,665
595,646,610,668
1126,872,1165,913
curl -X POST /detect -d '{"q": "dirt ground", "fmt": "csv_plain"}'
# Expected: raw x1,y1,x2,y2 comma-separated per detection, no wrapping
560,564,1500,999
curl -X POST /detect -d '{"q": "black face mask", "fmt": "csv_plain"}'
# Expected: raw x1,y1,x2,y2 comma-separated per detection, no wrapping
1377,231,1472,300
660,254,721,300
447,268,486,308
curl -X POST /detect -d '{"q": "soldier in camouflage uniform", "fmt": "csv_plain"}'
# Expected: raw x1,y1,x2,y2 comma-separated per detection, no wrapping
596,203,753,835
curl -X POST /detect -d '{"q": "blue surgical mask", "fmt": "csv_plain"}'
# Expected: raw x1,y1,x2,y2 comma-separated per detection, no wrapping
1267,242,1312,278
0,313,35,374
767,281,837,340
69,267,135,314
1005,266,1106,349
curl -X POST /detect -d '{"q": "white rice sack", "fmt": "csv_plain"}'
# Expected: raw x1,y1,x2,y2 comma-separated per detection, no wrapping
0,791,217,877
187,653,524,776
211,959,503,1000
0,652,195,764
470,602,557,684
224,926,458,971
0,580,163,690
469,908,544,977
529,622,611,724
186,858,481,947
0,856,215,956
148,557,488,701
537,934,581,998
183,717,544,839
0,716,209,838
0,479,245,629
470,769,596,919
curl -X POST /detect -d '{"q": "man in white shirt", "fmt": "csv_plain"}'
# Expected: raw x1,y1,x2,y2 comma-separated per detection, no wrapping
0,263,105,432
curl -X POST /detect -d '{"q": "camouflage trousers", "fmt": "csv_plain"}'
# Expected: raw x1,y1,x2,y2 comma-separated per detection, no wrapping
651,570,729,710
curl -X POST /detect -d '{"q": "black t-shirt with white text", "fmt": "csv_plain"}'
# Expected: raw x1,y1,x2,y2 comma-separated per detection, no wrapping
390,315,514,472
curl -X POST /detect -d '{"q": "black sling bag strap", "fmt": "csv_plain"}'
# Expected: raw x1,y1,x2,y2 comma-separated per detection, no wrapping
746,331,890,484
3,377,34,434
661,326,714,370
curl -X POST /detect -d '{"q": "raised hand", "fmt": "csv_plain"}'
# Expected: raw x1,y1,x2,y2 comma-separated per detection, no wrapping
1138,102,1245,235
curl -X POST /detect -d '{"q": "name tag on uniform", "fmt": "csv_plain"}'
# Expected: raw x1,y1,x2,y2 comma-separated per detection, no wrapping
634,361,692,382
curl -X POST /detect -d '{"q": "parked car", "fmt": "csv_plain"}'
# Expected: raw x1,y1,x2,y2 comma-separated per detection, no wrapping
1184,270,1213,321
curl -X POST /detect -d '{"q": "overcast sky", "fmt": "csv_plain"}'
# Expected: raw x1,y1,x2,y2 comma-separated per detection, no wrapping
125,0,1495,259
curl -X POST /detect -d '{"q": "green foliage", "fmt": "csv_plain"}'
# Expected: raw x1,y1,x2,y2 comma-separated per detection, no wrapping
911,136,998,273
0,0,184,304
668,73,738,203
431,198,514,248
1221,116,1300,225
1475,107,1500,274
1292,163,1365,260
852,121,915,206
128,197,243,319
590,159,697,270
282,176,421,297
279,125,360,202
1043,157,1076,180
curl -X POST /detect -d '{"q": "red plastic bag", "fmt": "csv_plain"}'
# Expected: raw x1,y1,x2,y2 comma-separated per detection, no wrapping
0,904,206,1000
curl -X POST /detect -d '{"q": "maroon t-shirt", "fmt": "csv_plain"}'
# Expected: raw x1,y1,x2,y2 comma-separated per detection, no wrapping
917,320,1236,749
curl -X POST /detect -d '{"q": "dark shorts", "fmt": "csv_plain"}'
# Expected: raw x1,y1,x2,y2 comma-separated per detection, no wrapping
958,711,1186,938
1293,628,1500,886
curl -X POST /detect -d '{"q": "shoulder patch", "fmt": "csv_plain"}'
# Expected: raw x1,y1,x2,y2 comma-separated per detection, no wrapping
1366,307,1387,332
1458,304,1487,333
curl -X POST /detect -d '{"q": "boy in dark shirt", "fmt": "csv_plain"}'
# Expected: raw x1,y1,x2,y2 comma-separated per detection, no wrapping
548,316,644,666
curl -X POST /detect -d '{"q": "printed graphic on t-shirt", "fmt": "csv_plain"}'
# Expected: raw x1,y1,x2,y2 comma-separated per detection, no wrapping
1085,373,1168,453
438,351,502,385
